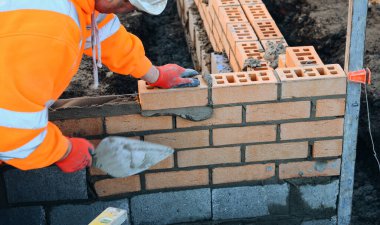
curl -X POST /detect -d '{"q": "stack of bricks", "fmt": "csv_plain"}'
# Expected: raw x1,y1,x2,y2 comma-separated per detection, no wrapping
194,0,288,72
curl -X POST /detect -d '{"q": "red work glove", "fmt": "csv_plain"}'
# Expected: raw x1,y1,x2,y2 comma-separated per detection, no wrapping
149,64,200,89
55,138,94,173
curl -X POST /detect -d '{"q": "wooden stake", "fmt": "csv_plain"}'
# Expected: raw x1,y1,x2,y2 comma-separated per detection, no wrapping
338,0,369,224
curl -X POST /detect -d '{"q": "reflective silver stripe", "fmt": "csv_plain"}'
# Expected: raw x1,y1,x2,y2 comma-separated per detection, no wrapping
85,15,121,49
0,107,48,129
0,0,80,27
0,129,47,161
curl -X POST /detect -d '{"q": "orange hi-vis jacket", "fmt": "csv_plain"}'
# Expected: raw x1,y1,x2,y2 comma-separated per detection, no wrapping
0,0,152,170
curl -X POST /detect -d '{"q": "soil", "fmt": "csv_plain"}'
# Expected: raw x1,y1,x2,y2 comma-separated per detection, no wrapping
61,0,193,99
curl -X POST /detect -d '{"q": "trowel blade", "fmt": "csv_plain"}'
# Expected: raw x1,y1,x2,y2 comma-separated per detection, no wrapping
93,136,174,178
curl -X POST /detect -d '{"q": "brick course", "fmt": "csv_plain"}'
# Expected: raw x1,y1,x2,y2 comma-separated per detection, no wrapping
95,175,141,197
280,118,344,140
246,101,311,122
213,163,275,184
246,142,309,162
54,117,103,137
145,130,209,149
279,159,341,179
313,139,343,158
177,147,241,167
316,98,346,117
106,114,172,134
213,125,277,145
145,169,209,190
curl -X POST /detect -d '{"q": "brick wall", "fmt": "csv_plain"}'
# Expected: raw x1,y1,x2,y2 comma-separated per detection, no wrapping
0,1,347,224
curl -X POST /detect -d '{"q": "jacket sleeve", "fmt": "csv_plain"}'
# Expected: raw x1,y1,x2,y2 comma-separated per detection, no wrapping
0,10,81,170
84,13,152,78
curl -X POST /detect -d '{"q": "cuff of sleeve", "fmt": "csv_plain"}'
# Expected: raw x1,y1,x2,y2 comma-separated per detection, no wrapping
130,56,153,78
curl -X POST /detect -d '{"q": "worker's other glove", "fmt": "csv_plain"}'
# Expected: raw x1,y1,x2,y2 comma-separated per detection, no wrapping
149,64,200,89
55,138,94,173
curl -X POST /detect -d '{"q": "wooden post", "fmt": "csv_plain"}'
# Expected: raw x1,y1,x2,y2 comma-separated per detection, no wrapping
338,0,368,224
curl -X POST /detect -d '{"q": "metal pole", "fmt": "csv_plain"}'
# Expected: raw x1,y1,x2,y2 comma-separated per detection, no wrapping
338,0,368,224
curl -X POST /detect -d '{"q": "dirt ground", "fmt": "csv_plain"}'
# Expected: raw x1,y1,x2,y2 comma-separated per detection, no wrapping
61,0,380,223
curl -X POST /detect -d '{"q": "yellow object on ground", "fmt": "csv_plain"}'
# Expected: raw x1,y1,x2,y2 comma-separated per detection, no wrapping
89,207,128,225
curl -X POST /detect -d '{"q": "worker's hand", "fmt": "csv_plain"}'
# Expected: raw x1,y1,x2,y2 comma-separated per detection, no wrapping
55,138,94,173
146,64,200,89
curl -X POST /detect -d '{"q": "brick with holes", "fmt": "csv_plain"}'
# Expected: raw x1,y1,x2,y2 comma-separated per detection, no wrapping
219,6,249,33
235,41,265,69
252,20,283,40
138,75,208,110
286,46,324,67
276,64,347,99
210,0,240,14
226,23,258,55
238,0,263,5
242,4,273,23
211,71,278,104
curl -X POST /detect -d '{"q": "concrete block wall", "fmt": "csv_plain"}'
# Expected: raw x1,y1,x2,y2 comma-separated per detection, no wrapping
0,1,348,224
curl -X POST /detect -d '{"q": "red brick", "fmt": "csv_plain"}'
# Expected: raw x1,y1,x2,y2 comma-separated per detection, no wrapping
246,142,308,162
276,64,347,99
313,139,343,158
280,118,344,140
246,101,311,122
213,163,275,184
279,159,341,179
316,98,346,117
277,54,286,68
239,0,263,4
148,155,174,170
94,175,141,197
138,75,208,110
54,117,104,136
226,23,258,55
145,169,209,189
211,71,278,104
252,20,283,40
229,52,241,72
144,130,209,149
242,4,273,23
178,147,241,167
286,46,324,67
261,39,288,51
210,0,240,14
213,125,276,145
235,41,265,69
219,6,249,33
105,114,172,134
177,106,242,128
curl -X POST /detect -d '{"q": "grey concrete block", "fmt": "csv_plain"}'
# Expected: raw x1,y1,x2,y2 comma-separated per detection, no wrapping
301,216,337,225
300,180,339,210
4,166,87,203
131,188,211,225
212,184,289,220
50,199,129,225
0,206,46,225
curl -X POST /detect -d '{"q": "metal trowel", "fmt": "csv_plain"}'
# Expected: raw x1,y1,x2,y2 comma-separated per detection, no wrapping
92,136,174,178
